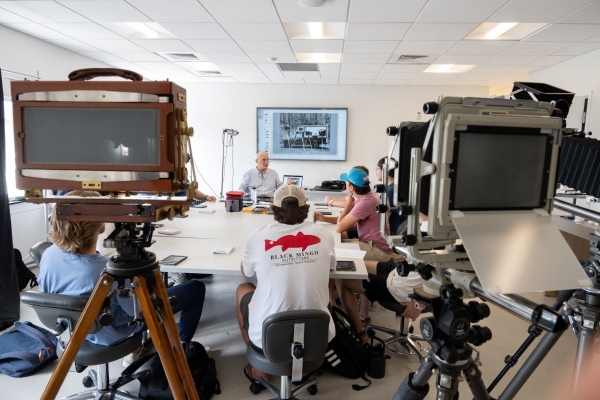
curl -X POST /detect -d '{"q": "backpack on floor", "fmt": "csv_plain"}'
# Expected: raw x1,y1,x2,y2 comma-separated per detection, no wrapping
14,249,38,292
324,306,371,390
114,341,220,400
0,321,57,377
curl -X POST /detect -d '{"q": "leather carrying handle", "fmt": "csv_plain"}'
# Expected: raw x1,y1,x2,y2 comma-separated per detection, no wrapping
68,68,143,81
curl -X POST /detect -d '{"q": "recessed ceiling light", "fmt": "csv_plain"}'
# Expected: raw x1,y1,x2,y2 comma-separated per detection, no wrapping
485,23,518,40
299,0,324,7
128,22,159,38
295,53,342,63
424,64,474,73
308,22,323,39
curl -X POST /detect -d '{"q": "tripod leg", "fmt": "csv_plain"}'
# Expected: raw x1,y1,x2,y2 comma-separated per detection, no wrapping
41,274,114,400
465,364,491,400
135,274,198,400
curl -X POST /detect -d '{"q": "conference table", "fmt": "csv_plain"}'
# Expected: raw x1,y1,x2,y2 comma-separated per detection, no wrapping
150,200,368,279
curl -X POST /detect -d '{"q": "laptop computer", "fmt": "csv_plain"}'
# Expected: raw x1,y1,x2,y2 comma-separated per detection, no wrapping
283,175,303,187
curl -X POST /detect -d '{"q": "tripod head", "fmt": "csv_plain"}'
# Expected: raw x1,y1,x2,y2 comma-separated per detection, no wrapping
104,222,159,277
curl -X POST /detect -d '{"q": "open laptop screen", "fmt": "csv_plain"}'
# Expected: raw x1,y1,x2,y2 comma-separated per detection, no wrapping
282,175,303,187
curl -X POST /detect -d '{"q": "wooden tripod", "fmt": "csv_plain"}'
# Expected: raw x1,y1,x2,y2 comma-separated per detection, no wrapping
41,268,199,400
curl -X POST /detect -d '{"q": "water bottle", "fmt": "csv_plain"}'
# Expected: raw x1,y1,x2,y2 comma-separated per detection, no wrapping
251,187,258,203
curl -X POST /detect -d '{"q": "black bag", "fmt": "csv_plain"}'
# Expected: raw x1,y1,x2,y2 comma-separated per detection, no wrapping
0,321,57,377
320,180,346,190
115,341,220,400
323,307,371,391
14,249,38,292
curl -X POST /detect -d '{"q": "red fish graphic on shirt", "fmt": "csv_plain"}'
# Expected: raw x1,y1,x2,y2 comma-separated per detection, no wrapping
264,232,321,252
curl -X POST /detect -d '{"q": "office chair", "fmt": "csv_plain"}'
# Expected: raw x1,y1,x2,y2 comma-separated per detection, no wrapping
29,241,52,265
367,300,427,360
21,291,143,400
246,310,330,399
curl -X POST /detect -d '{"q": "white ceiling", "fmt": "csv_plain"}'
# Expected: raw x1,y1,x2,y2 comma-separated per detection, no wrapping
1,0,600,88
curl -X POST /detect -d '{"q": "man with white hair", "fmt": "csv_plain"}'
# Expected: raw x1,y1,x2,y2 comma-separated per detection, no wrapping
239,152,292,197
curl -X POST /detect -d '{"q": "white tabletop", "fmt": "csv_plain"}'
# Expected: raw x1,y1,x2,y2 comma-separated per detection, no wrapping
152,201,367,279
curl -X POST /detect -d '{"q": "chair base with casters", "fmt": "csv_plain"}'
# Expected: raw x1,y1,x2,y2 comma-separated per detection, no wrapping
246,309,330,399
367,300,426,360
21,291,144,400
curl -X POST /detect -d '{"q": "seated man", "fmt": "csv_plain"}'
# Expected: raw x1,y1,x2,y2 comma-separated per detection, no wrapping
336,259,425,341
316,167,393,262
239,152,291,198
236,185,336,385
39,191,206,357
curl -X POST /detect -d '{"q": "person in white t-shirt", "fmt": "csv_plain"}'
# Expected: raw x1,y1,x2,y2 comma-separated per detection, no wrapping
236,184,336,387
335,259,425,343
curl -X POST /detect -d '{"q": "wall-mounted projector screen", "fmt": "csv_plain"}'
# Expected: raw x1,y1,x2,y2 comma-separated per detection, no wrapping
257,107,347,161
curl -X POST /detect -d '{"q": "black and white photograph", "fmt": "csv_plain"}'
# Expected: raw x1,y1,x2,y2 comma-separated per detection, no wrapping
272,112,338,156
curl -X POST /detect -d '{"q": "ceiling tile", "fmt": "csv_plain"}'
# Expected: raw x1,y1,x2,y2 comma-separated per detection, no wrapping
525,24,600,42
203,76,238,83
340,64,384,72
585,34,600,42
289,40,343,53
443,80,486,86
262,70,284,78
247,53,297,63
126,0,215,23
236,40,292,53
83,39,145,52
199,0,279,22
304,78,339,84
346,23,411,41
160,70,201,79
5,23,72,40
42,22,123,39
255,63,281,72
343,41,399,53
500,41,576,55
415,72,459,80
320,71,340,78
319,63,341,71
446,40,516,55
130,39,194,52
227,70,267,78
380,64,428,72
77,51,124,62
377,72,419,79
0,9,31,24
394,40,457,54
47,39,101,52
404,23,479,41
417,0,508,23
465,65,520,74
282,71,320,78
132,61,184,71
347,0,428,23
481,55,543,65
184,40,243,53
220,23,287,40
528,55,574,66
159,23,230,40
269,78,305,83
342,53,393,63
487,74,530,86
373,79,410,85
213,62,259,71
339,72,379,79
56,0,151,22
236,78,273,83
487,0,595,23
339,78,375,84
200,53,251,62
273,0,349,22
509,65,545,74
171,76,207,83
0,1,89,22
557,1,600,23
109,51,168,61
451,73,500,80
434,54,491,64
408,79,450,85
553,42,600,55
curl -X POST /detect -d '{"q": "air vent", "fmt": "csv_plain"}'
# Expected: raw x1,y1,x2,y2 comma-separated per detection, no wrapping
395,55,431,63
156,52,203,62
192,71,223,76
277,63,319,72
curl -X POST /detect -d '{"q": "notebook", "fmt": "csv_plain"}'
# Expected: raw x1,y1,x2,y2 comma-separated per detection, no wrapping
283,175,303,187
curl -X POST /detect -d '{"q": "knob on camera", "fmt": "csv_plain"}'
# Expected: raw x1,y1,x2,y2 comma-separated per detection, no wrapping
423,102,439,115
375,204,388,214
373,184,385,193
386,126,399,136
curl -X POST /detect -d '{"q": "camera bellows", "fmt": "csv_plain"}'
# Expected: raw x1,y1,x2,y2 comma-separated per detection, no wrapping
558,137,600,198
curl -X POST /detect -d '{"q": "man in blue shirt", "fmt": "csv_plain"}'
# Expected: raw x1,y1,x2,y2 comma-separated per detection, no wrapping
377,156,403,235
239,152,292,197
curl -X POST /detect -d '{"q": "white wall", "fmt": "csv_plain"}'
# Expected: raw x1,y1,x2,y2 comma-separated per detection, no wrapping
530,48,600,136
186,84,488,195
0,25,109,97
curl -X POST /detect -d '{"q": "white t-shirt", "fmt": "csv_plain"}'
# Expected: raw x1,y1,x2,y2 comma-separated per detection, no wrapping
386,269,425,303
242,220,336,348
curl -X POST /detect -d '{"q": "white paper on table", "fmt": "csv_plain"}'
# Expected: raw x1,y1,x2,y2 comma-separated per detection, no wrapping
334,248,367,259
213,244,234,254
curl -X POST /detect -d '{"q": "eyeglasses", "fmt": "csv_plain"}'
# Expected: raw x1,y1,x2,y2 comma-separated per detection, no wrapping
375,166,382,171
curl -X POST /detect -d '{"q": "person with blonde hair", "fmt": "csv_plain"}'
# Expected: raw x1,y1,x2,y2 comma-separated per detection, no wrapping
39,191,206,361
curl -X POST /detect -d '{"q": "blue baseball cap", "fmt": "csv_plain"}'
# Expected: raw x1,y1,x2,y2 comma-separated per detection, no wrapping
340,168,370,188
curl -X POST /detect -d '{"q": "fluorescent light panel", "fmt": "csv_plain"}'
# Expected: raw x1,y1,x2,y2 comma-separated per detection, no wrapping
295,53,342,63
309,22,323,39
283,22,346,40
465,23,547,41
128,22,159,38
424,64,474,73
